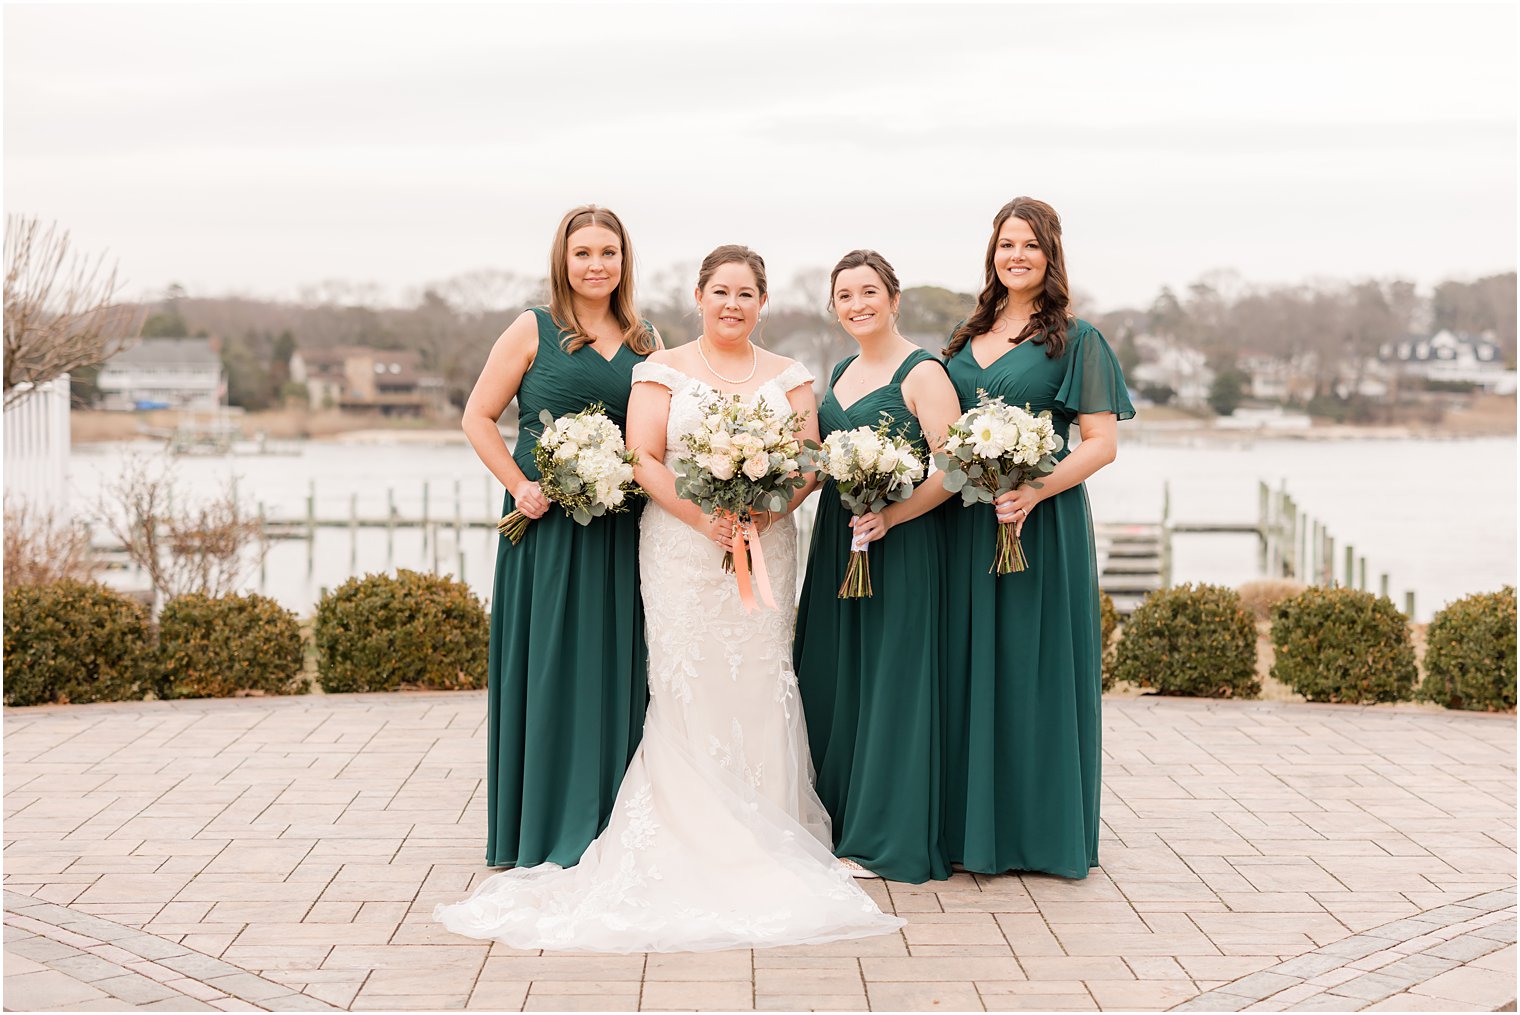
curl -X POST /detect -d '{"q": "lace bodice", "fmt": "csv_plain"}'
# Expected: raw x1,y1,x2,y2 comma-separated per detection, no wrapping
631,360,815,468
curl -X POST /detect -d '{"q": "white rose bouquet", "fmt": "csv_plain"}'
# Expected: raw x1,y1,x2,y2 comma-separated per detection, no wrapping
498,404,641,545
817,416,924,598
671,393,818,606
933,391,1064,574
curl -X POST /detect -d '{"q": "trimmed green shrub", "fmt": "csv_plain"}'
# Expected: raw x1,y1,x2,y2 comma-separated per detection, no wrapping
1271,587,1416,704
314,569,488,693
3,580,155,706
1100,590,1119,691
1112,583,1259,698
1418,587,1516,712
158,592,306,699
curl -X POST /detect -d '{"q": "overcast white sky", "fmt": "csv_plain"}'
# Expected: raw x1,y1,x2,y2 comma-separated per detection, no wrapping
4,3,1515,312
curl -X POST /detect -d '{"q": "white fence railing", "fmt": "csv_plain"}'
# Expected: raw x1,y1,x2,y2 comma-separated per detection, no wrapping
3,375,72,513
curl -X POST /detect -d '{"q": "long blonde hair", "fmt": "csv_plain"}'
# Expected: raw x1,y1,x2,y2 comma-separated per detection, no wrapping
547,205,655,355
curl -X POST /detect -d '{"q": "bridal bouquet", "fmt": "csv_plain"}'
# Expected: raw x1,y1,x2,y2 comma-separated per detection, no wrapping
498,404,641,544
818,417,924,598
672,393,818,609
934,391,1063,574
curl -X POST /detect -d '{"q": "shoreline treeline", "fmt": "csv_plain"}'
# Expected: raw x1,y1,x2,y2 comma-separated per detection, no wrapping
80,270,1516,416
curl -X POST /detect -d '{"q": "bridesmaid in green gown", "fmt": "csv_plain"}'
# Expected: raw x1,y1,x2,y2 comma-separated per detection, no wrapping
794,250,963,884
460,205,657,868
941,198,1134,879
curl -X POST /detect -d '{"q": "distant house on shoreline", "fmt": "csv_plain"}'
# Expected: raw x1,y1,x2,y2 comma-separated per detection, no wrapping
1379,330,1517,394
289,347,446,417
96,338,224,411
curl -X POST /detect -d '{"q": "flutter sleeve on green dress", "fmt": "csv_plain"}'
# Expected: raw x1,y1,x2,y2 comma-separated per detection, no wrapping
1054,323,1137,422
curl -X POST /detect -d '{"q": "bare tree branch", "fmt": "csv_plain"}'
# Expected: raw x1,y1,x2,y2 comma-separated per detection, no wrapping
2,496,100,592
96,456,268,602
4,215,141,408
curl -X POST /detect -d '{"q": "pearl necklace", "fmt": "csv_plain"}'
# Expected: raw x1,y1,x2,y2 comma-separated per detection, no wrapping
696,335,757,385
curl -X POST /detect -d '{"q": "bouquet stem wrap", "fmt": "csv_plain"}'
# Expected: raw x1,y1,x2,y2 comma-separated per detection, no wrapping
723,509,777,612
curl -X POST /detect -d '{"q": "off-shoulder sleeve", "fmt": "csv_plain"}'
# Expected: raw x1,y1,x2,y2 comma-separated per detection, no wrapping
631,361,687,392
772,361,816,393
1054,322,1136,421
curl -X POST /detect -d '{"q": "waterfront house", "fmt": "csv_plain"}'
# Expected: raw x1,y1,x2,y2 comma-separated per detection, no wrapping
1132,335,1214,408
1379,330,1518,394
96,338,224,411
289,347,447,417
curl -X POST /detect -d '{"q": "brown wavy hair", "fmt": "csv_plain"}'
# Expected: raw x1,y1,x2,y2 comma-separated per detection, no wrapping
945,197,1072,360
827,249,901,313
547,205,655,355
696,244,768,296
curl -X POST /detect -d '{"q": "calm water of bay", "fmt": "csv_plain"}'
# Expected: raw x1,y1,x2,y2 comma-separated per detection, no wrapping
67,433,1515,622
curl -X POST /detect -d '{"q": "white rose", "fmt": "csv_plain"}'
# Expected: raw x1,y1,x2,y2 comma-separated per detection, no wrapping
875,448,899,473
710,455,737,481
555,440,580,461
742,452,770,481
709,430,734,456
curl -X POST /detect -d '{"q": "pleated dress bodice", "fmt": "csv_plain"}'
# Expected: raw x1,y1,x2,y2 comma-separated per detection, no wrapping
512,307,644,479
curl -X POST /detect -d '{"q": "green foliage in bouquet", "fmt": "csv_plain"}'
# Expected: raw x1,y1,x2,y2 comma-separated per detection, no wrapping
158,592,306,699
1417,586,1516,712
1113,583,1260,698
671,393,818,518
315,570,488,693
500,404,641,543
1270,587,1416,704
3,580,156,706
933,391,1063,574
819,414,925,598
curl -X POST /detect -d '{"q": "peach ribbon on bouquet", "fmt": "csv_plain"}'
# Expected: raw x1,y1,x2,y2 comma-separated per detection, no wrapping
726,510,777,612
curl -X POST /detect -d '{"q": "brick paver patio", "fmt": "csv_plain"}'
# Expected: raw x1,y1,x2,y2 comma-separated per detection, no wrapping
4,692,1514,1012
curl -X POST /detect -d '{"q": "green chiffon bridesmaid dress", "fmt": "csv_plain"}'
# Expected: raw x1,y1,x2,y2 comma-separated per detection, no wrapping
942,319,1134,878
486,306,649,868
794,348,951,884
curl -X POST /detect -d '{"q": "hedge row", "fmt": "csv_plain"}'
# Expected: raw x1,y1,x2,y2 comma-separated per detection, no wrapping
7,575,1512,712
1108,583,1514,711
3,570,488,707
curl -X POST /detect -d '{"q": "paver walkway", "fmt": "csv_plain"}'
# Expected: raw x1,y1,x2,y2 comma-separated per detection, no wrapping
4,692,1514,1012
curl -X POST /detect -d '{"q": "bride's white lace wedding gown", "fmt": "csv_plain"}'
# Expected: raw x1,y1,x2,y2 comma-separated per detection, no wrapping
434,360,904,953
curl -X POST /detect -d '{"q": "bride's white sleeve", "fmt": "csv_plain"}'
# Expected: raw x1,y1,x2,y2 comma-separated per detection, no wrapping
772,361,816,394
631,361,687,392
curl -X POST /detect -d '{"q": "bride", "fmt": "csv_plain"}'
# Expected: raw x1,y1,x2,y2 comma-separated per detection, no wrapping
434,245,904,952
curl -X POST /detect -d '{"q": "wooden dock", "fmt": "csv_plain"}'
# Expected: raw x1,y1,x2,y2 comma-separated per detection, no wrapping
1096,480,1414,617
118,475,1408,618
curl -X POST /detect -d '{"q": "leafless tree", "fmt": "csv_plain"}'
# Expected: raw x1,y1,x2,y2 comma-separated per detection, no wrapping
2,497,100,592
3,215,140,408
97,456,268,602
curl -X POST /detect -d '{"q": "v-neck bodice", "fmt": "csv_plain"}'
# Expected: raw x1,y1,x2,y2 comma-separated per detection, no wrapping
513,307,649,479
819,348,942,457
944,318,1135,456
